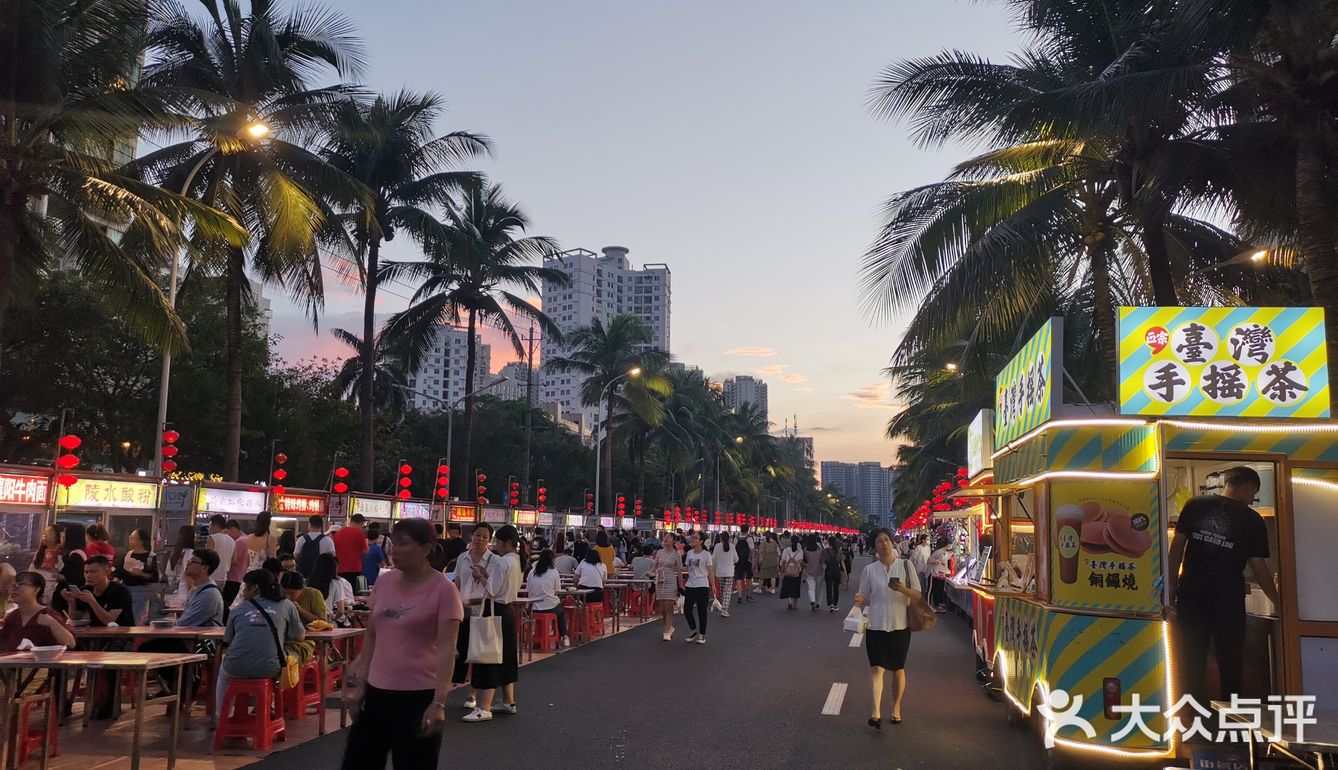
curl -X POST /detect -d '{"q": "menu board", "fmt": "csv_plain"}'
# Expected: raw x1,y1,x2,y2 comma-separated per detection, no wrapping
1050,479,1162,613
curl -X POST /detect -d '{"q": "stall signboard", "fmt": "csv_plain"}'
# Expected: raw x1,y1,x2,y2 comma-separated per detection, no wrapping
448,504,477,524
395,501,431,520
967,409,995,477
197,486,266,515
160,485,193,513
57,478,157,509
512,508,538,526
994,319,1062,445
599,516,615,528
350,496,393,520
566,514,587,527
481,506,507,524
0,473,49,507
537,511,555,527
1118,306,1330,418
620,516,635,529
275,493,326,516
327,494,349,525
635,519,655,531
1050,479,1162,613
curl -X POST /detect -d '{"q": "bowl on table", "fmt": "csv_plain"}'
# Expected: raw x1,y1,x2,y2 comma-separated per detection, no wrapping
69,619,90,628
150,619,174,629
29,645,66,663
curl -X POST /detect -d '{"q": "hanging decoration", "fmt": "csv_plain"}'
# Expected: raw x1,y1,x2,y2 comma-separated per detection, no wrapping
56,434,81,488
436,464,450,500
332,466,350,495
397,462,413,500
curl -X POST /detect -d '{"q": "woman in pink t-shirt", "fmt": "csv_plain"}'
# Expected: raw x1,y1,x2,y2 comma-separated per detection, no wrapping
341,518,463,768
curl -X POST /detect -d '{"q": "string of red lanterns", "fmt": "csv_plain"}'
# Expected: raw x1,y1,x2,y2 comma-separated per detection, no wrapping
332,466,349,495
55,434,81,488
899,467,975,532
475,470,487,505
271,452,288,496
536,480,547,513
435,464,450,500
160,430,180,473
397,461,413,500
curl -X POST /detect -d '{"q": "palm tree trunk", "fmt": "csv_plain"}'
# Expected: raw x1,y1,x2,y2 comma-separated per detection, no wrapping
1296,122,1338,396
358,238,380,492
1089,232,1119,402
1140,205,1179,306
463,308,478,500
0,200,16,370
602,397,614,517
223,245,245,481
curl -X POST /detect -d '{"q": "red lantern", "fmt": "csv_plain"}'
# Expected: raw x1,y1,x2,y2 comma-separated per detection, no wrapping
437,475,448,487
399,463,413,475
272,468,287,481
275,453,288,465
272,485,286,496
56,474,78,488
478,473,488,483
398,489,411,500
58,435,81,451
55,454,79,469
399,477,412,489
162,430,180,444
162,445,179,458
333,482,349,494
437,464,449,475
477,486,487,496
334,467,349,478
161,460,177,473
436,488,448,498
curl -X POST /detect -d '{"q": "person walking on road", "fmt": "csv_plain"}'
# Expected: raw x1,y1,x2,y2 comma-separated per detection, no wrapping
758,531,780,594
465,524,522,722
854,527,922,729
733,525,755,602
652,533,681,641
341,518,463,768
779,535,804,610
452,522,494,711
681,531,714,644
824,536,847,611
711,532,737,618
802,534,824,612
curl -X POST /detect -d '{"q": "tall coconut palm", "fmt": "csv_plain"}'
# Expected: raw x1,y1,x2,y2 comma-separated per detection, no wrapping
135,0,368,480
544,314,670,515
330,328,410,418
381,184,564,498
0,0,244,353
322,90,490,491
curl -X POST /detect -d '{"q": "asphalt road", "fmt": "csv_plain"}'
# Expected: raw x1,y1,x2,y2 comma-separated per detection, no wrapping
253,556,1049,769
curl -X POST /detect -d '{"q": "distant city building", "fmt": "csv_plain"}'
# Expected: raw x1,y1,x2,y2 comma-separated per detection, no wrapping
723,375,769,421
404,326,492,411
539,246,671,427
789,436,815,469
494,361,535,402
821,460,896,526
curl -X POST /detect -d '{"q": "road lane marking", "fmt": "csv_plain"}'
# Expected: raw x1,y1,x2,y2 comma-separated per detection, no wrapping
848,632,863,648
821,682,848,715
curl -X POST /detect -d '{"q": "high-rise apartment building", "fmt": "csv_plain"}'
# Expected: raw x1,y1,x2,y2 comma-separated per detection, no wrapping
494,361,535,402
723,376,769,421
403,327,492,412
539,246,671,426
820,460,896,526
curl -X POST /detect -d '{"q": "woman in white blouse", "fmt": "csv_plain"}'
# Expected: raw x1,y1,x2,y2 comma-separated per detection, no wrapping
574,549,606,604
525,550,569,648
853,527,921,729
464,524,522,723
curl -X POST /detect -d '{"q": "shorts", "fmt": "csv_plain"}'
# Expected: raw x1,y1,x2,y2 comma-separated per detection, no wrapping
734,563,753,580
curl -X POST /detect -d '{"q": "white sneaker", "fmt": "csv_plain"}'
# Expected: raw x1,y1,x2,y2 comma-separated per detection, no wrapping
662,632,671,641
464,695,477,710
696,636,707,644
561,636,571,648
720,611,731,618
492,702,518,715
684,632,700,643
753,587,763,594
462,708,493,722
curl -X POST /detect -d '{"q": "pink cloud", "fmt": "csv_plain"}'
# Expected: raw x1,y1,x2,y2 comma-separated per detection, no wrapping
723,346,777,357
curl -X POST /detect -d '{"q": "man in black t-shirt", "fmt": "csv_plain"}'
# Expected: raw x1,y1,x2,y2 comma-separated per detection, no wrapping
1168,466,1281,702
63,555,134,627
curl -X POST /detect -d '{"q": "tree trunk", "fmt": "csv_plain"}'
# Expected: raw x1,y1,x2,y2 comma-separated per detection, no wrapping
357,238,380,492
223,245,245,481
1141,205,1179,306
463,308,478,500
1089,232,1120,403
602,397,614,516
1295,122,1338,398
0,200,17,371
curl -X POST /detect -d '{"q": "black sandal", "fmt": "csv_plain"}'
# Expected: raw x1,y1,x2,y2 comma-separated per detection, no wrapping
868,717,882,729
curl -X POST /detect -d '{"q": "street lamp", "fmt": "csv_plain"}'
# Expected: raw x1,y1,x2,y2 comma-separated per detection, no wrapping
1180,247,1269,284
394,377,508,497
153,117,269,474
594,367,641,518
945,361,959,373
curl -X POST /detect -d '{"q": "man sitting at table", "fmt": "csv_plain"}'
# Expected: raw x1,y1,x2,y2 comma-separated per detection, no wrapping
63,555,134,718
175,550,225,628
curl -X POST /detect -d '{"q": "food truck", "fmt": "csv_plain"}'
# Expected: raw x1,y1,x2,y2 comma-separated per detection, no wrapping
964,310,1338,766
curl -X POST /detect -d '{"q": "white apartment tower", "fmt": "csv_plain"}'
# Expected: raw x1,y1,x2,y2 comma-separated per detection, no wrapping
404,326,492,412
723,376,769,421
540,246,671,426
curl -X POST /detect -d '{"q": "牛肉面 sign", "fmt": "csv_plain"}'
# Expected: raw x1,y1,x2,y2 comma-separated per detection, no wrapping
0,473,49,507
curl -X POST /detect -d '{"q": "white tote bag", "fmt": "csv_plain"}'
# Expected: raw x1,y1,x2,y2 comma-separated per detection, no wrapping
467,599,504,665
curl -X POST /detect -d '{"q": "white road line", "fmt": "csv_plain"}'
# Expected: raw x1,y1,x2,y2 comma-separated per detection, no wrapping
848,632,863,648
821,682,848,716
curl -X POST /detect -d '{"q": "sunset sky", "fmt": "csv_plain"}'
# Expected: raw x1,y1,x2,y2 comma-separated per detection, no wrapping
268,1,1024,465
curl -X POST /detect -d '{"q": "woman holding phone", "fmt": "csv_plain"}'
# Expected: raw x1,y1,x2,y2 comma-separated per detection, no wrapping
853,527,921,729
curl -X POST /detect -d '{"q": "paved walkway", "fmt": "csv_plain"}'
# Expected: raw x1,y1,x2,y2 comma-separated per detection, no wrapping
250,556,1048,769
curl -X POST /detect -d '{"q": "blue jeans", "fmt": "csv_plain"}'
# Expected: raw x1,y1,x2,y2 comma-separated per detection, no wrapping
536,607,567,637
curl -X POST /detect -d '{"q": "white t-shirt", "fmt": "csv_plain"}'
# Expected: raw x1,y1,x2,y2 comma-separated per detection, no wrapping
295,531,336,562
486,552,522,603
525,568,562,611
711,543,737,577
575,561,606,589
684,549,714,588
326,576,354,613
209,533,235,584
858,558,921,632
554,554,578,576
927,548,951,577
910,544,930,573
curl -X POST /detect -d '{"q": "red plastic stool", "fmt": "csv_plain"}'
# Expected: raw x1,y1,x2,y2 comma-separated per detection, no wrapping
586,605,606,637
531,612,560,651
212,678,286,751
9,694,58,765
624,590,648,617
281,663,321,719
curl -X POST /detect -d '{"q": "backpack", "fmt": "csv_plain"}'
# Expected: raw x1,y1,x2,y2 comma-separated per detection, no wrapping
735,538,751,563
297,533,327,578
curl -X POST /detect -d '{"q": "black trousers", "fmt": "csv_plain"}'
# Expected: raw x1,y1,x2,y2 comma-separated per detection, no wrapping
683,586,709,636
221,581,241,621
341,684,440,770
825,576,841,606
1174,591,1246,702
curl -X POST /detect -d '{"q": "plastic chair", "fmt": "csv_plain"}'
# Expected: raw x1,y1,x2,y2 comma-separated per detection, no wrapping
8,693,58,765
212,678,286,751
531,612,560,651
586,604,606,637
281,662,321,719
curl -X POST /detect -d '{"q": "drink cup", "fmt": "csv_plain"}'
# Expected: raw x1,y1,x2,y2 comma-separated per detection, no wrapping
1056,505,1084,584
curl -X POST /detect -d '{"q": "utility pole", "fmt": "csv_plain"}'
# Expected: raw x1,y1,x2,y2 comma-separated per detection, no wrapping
521,323,536,504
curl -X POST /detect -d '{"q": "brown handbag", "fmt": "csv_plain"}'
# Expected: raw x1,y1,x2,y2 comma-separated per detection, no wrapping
903,560,937,632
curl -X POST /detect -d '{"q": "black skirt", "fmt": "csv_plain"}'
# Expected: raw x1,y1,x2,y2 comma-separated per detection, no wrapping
469,602,518,691
865,628,912,670
779,575,802,599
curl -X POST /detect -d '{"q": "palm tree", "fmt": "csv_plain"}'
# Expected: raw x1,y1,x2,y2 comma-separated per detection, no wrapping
0,0,243,353
330,328,410,418
544,315,670,515
381,183,564,498
135,0,368,480
321,90,490,491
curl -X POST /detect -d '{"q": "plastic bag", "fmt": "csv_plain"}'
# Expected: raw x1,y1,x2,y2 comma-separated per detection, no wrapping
843,607,868,634
711,598,723,613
